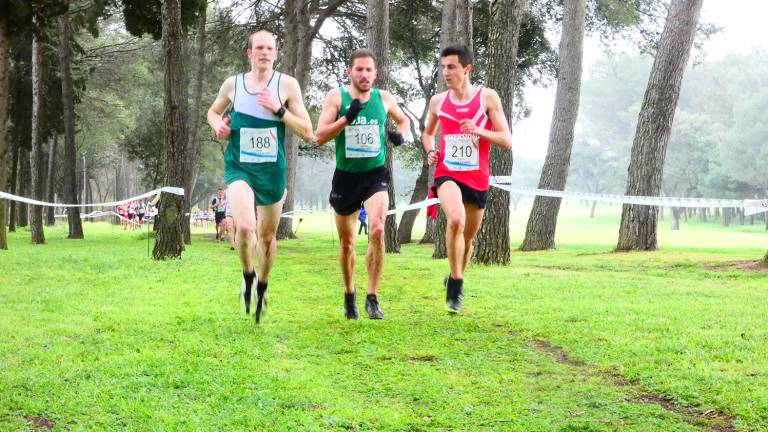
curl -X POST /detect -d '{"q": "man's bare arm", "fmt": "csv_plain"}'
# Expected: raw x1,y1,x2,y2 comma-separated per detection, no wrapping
314,90,347,145
207,77,234,140
279,77,313,142
382,91,411,137
422,94,442,165
459,89,512,149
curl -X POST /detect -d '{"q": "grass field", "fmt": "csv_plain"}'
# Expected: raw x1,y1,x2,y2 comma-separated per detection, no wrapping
1,204,767,431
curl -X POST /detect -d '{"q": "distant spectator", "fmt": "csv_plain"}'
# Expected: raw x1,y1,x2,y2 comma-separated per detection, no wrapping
357,205,368,235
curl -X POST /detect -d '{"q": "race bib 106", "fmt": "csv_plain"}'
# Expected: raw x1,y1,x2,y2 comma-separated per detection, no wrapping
240,127,278,163
443,134,479,171
345,124,381,158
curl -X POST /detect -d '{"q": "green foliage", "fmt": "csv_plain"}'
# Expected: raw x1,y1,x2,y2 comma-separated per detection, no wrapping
121,0,204,40
7,29,65,146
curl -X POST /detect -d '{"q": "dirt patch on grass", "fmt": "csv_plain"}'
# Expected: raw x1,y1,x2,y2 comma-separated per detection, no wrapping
25,415,55,431
702,260,768,273
531,339,587,367
408,354,437,363
527,338,736,432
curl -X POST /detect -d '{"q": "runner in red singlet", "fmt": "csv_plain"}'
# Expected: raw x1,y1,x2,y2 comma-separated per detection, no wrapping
422,45,513,313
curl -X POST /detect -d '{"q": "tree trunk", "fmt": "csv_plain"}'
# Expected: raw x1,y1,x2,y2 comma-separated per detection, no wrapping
589,200,597,218
520,0,585,252
700,207,707,222
474,0,527,264
18,149,30,227
59,13,83,239
432,207,447,258
367,0,399,253
420,218,436,244
433,0,473,259
659,206,664,221
714,207,720,219
671,207,680,230
277,0,309,240
398,160,430,244
616,0,702,251
153,0,188,259
183,4,207,245
722,207,731,227
8,140,19,232
682,207,687,222
738,208,745,225
45,134,57,225
30,15,46,245
0,21,10,249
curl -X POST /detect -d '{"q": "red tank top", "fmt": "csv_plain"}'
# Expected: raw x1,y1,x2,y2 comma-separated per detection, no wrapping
434,86,493,191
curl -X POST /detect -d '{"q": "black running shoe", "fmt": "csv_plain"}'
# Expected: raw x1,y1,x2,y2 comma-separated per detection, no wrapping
255,283,267,323
445,276,463,313
365,294,384,319
344,292,359,320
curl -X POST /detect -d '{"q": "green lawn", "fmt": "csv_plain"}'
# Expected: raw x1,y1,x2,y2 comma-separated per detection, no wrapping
1,206,766,431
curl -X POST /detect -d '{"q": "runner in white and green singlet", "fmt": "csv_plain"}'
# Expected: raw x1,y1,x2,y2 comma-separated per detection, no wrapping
206,30,313,323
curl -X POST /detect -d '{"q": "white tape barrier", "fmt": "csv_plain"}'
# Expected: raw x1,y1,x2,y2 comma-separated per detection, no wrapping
490,176,768,216
54,210,113,219
379,179,768,217
54,210,147,225
386,198,440,216
0,186,184,208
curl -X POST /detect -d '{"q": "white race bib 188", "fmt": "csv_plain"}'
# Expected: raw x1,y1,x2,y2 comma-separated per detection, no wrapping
443,134,479,171
240,127,278,163
345,124,380,158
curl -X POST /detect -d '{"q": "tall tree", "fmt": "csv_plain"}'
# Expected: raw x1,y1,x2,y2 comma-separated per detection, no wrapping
59,7,83,238
44,134,57,225
520,0,586,251
472,0,527,263
152,0,188,259
433,0,472,259
29,3,46,244
0,18,11,249
277,0,347,240
182,1,207,245
366,0,399,253
616,0,703,251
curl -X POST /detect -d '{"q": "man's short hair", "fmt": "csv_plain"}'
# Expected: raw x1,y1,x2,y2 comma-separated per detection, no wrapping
440,45,473,67
248,30,277,50
348,49,376,68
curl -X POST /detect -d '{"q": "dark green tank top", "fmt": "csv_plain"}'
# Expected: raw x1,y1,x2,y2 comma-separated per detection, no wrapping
334,87,387,172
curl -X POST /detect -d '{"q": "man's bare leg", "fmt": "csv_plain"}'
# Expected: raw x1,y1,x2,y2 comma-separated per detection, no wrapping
251,191,285,323
335,211,359,319
363,191,388,295
228,181,258,315
335,212,357,294
255,191,285,283
437,181,466,280
362,191,388,319
461,204,485,273
229,181,257,273
437,181,467,312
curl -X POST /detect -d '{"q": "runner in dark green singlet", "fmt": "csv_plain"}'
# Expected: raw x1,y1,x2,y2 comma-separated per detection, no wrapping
315,49,410,320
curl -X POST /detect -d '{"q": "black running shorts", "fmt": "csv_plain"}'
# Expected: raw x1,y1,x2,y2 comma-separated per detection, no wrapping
432,176,488,209
329,166,390,216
